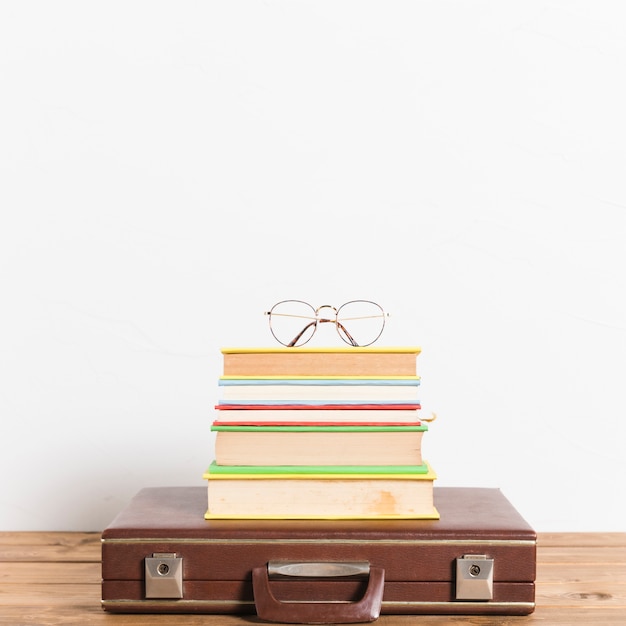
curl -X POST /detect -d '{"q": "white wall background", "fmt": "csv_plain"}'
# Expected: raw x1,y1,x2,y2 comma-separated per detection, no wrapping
1,1,625,532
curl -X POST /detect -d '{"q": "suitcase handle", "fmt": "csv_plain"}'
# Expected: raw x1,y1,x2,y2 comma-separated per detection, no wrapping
252,563,384,624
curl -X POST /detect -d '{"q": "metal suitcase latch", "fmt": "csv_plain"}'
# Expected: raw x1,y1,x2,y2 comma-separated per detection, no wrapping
455,555,494,601
145,553,183,599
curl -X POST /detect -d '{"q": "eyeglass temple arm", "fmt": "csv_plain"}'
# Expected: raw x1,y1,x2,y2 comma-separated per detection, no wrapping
335,320,359,347
287,320,318,347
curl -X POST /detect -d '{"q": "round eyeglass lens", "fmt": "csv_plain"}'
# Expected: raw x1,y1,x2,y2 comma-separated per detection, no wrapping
268,300,318,347
336,300,386,346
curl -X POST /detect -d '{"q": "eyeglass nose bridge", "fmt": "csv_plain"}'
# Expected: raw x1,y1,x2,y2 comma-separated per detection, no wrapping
314,304,338,322
313,304,360,347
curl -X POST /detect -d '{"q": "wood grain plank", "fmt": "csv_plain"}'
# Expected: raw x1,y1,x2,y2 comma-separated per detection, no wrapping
0,561,101,584
0,532,100,562
536,581,626,607
0,532,99,548
537,562,626,583
0,583,99,606
536,546,626,564
534,608,626,624
538,532,626,547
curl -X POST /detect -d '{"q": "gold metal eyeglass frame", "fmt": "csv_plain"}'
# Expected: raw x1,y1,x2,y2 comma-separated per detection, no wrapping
264,300,389,347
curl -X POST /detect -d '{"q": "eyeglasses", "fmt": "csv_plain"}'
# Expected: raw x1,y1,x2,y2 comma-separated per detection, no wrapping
264,300,388,347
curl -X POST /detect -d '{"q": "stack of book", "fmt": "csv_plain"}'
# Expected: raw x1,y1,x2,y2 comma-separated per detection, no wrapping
203,347,439,520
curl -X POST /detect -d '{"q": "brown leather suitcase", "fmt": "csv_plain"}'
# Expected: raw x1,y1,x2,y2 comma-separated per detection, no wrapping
101,486,536,622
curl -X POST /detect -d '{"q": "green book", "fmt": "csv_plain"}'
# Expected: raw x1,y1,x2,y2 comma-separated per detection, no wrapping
204,461,432,477
203,461,439,520
210,424,428,432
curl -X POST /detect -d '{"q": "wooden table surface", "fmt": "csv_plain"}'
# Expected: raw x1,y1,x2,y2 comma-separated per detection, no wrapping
0,531,624,625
